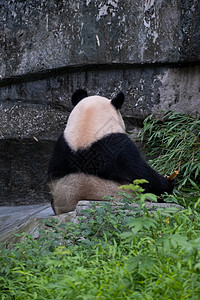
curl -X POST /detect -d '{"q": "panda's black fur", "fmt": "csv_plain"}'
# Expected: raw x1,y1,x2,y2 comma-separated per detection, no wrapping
48,89,175,214
48,132,174,196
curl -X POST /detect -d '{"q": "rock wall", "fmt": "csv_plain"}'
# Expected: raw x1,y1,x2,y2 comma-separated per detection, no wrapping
1,0,200,76
0,0,200,204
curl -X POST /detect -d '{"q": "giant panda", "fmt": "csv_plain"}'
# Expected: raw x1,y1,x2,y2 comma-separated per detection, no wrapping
48,89,175,215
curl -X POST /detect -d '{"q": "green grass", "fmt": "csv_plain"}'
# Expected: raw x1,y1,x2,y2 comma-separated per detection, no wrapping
0,112,200,299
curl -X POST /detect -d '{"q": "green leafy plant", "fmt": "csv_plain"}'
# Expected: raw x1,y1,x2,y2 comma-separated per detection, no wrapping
1,184,200,299
119,179,158,205
139,111,200,189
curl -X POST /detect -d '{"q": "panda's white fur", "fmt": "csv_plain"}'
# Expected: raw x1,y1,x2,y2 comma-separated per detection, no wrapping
49,174,120,214
64,95,125,151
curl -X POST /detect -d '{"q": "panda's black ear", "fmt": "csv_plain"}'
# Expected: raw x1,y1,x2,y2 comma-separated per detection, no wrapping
72,89,88,106
111,92,124,109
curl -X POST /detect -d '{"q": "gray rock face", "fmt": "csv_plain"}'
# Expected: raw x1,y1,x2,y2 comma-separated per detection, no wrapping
0,0,200,205
1,0,200,78
1,65,200,141
0,139,53,205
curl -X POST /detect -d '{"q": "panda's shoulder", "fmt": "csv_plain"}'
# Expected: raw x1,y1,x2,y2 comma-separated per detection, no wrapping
53,133,73,154
91,132,138,153
102,132,137,147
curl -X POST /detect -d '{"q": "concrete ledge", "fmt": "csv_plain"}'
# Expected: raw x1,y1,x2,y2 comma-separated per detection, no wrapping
0,201,183,244
0,204,54,244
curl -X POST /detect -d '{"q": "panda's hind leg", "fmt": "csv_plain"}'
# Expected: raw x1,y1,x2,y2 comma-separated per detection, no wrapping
82,175,120,201
49,173,120,215
49,175,83,214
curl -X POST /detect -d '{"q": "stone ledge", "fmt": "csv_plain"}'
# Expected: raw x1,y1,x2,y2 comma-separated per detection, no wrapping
0,201,183,244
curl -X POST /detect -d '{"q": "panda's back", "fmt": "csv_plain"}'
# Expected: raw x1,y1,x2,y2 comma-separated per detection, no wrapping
48,131,139,214
48,132,141,184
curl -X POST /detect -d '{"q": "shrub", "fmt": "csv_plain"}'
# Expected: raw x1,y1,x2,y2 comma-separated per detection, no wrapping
139,111,200,189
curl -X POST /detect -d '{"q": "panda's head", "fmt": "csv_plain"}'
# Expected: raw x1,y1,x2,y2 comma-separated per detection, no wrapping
71,89,124,109
64,89,126,151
